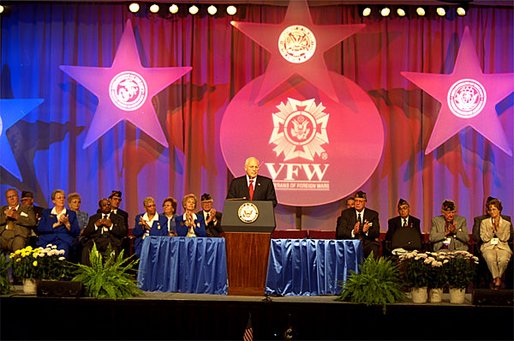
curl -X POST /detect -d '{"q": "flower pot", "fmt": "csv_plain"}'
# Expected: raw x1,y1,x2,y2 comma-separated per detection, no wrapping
449,287,466,304
22,278,37,295
411,287,428,304
429,288,443,303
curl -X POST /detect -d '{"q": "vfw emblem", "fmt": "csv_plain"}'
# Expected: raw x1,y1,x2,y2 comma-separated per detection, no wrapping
109,71,148,111
267,98,330,192
278,25,316,64
447,78,486,119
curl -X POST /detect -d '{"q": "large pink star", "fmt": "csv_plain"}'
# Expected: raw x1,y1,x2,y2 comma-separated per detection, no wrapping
401,27,513,156
231,0,364,103
60,20,191,148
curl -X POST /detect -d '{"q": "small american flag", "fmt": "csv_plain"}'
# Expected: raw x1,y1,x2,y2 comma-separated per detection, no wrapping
243,313,253,341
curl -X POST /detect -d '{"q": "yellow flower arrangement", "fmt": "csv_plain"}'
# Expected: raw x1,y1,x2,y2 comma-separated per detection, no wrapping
10,244,74,280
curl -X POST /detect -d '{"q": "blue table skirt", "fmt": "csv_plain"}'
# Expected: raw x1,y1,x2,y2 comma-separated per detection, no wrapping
137,236,228,294
265,239,363,296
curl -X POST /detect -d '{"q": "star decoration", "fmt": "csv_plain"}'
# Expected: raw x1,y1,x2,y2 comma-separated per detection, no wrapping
0,98,44,180
401,27,513,156
231,0,364,103
60,19,192,148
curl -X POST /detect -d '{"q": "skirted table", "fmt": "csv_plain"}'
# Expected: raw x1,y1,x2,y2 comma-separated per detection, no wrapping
265,239,363,296
137,236,228,294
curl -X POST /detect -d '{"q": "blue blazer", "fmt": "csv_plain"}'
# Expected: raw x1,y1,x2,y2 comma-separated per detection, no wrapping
175,213,207,237
133,213,169,257
36,208,80,258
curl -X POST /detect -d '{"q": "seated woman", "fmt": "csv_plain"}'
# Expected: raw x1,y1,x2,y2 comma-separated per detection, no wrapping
480,198,513,290
175,194,207,237
36,189,80,258
162,197,178,236
133,197,168,258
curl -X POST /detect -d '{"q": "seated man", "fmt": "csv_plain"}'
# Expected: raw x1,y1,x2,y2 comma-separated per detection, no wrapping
430,200,469,251
336,191,380,258
0,188,37,252
81,198,127,265
197,193,223,237
385,198,422,256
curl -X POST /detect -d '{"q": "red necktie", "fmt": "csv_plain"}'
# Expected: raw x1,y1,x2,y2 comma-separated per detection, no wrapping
249,179,254,201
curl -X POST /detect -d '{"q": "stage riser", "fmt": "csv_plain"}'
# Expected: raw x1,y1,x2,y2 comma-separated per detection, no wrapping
1,297,513,340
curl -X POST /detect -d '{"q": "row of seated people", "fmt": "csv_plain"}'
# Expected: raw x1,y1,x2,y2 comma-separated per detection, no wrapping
0,188,224,267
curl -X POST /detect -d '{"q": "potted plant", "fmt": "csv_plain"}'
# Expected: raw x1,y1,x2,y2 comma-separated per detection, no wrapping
426,252,449,303
73,243,142,299
337,253,404,314
397,250,432,303
0,255,12,295
444,250,478,303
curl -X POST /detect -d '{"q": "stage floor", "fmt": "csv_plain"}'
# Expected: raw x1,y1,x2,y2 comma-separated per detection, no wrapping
1,287,512,341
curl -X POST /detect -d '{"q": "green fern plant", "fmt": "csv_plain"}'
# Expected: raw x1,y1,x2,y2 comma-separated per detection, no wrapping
337,253,404,314
72,243,143,299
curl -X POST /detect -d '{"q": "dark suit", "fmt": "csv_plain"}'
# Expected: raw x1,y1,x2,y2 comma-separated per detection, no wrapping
111,208,129,232
81,213,127,265
227,175,277,207
385,215,422,254
336,207,380,258
0,204,37,251
198,210,223,237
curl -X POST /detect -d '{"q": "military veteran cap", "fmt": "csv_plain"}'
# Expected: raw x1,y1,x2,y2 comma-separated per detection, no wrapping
21,191,34,199
201,193,213,202
441,200,456,212
354,191,367,200
109,190,122,198
398,198,409,207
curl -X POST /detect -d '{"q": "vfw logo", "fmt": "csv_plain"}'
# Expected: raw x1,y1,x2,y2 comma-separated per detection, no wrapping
109,71,148,111
266,98,330,191
447,78,486,119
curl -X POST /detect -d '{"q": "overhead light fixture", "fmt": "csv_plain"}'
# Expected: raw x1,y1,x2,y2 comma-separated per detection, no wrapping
416,7,426,17
436,7,446,17
128,2,140,13
169,4,179,14
380,7,391,17
189,5,199,15
0,5,4,14
226,5,237,16
207,5,217,16
362,7,371,17
149,4,159,14
396,8,406,17
456,6,467,16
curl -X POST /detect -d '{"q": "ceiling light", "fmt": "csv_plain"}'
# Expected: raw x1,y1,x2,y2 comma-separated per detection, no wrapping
128,2,140,13
380,7,391,17
189,5,199,15
149,4,159,14
169,4,178,14
362,7,371,17
226,5,237,16
436,7,446,16
396,8,406,17
207,5,217,16
456,6,467,16
416,7,426,17
0,5,4,14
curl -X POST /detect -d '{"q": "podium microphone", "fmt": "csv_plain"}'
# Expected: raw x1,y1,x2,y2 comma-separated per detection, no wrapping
226,197,247,201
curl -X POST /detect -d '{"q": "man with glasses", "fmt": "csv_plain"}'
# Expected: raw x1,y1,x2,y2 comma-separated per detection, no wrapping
430,200,469,251
0,188,37,252
336,191,380,258
384,199,422,256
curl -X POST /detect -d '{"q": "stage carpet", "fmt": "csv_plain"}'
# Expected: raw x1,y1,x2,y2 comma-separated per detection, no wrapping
1,287,513,340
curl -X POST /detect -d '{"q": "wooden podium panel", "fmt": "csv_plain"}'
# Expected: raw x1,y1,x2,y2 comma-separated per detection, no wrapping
225,231,271,296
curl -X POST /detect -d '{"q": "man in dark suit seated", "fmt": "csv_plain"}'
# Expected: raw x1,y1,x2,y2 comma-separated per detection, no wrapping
384,198,422,256
336,191,380,258
81,198,127,265
198,193,223,237
226,156,277,207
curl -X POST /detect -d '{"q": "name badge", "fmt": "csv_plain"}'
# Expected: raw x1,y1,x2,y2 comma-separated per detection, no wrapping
491,237,499,245
443,237,452,245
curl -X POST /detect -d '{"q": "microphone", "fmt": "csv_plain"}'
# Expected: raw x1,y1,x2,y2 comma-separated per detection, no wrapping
226,197,247,201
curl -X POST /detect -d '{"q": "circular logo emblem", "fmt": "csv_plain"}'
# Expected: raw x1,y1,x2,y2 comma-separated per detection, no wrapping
447,78,486,119
278,25,316,64
237,202,259,224
109,71,148,111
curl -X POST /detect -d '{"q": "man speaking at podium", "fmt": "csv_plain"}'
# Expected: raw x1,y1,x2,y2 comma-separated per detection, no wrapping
227,156,277,207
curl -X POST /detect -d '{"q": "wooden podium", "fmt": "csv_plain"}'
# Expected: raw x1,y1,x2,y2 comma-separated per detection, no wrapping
222,200,275,296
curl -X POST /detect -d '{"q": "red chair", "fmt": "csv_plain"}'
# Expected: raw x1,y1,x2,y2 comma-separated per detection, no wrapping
271,229,308,239
307,230,336,239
